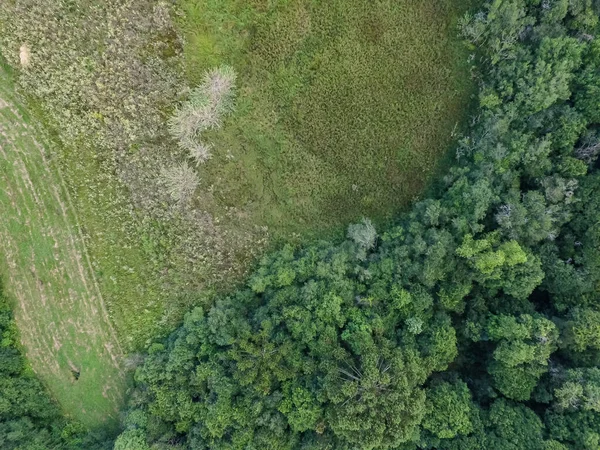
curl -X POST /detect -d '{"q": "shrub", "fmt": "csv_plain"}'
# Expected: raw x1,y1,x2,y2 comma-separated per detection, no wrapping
188,141,214,166
201,65,237,114
168,65,236,163
160,162,199,204
114,2,600,448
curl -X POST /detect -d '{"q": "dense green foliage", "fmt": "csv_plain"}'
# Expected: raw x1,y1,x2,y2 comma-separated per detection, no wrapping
0,279,112,449
113,0,600,448
2,0,600,447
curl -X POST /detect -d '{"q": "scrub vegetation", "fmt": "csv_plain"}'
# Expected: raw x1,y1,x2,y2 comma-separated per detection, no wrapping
0,0,268,352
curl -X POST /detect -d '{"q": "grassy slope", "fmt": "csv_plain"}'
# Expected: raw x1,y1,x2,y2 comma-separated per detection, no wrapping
54,132,182,351
179,0,476,238
0,64,126,428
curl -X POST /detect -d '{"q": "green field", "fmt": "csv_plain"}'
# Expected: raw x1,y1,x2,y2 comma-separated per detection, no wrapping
179,0,476,235
0,64,126,428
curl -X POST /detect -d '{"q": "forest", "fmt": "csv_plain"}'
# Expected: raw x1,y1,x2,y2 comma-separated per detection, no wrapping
1,0,600,449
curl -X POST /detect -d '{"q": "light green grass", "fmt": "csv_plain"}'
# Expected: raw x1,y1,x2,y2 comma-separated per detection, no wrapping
178,0,477,237
0,63,126,428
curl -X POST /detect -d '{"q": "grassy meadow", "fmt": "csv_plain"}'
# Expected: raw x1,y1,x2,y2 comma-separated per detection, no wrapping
0,63,126,428
178,0,476,236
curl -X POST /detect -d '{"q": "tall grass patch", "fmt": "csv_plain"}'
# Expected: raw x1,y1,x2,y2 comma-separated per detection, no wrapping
178,0,477,235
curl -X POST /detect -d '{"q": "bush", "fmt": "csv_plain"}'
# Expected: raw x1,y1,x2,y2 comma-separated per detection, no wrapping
160,162,199,205
168,65,236,164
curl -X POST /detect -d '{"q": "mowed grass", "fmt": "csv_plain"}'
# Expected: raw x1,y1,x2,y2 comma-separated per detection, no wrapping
179,0,476,237
0,64,126,428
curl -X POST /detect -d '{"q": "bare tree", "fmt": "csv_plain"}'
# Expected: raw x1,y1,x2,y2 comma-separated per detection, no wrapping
575,135,600,164
168,65,237,164
160,162,199,204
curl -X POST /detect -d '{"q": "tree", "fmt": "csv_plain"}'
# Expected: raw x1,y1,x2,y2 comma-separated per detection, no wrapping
563,308,600,352
422,380,474,439
485,314,559,400
113,430,150,450
112,1,600,448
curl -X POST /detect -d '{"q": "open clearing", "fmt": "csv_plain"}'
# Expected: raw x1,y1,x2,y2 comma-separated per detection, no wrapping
180,0,476,236
0,64,125,427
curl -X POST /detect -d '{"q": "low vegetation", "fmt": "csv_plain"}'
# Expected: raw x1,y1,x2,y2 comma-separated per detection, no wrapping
177,0,476,233
0,63,126,427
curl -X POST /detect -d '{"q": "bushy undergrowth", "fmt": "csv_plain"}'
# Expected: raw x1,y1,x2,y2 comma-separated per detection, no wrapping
113,0,600,448
0,0,178,152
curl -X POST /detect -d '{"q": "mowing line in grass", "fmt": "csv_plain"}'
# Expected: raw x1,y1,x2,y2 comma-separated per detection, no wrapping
0,66,126,428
